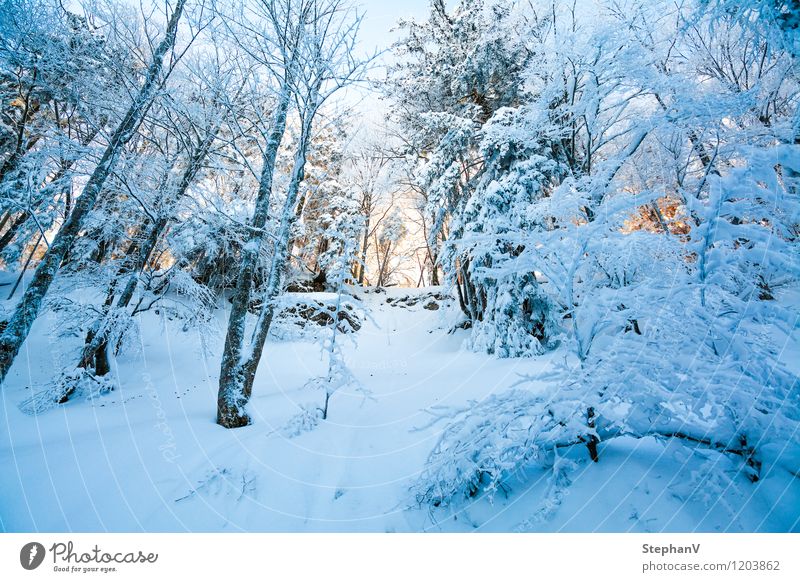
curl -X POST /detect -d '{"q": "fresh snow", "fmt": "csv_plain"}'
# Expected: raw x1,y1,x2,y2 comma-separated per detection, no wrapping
1,280,797,532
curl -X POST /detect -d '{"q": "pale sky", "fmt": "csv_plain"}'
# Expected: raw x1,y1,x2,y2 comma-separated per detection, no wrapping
353,0,431,58
332,0,433,139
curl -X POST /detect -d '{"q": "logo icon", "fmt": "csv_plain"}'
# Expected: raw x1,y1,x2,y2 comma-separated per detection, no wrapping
20,542,45,570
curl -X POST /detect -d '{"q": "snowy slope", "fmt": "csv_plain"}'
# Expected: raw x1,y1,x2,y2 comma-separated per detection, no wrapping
1,281,797,532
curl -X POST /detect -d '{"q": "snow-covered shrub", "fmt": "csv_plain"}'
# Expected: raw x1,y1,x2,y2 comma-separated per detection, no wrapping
279,404,324,438
49,263,217,359
412,386,598,508
689,145,800,312
303,348,362,420
412,133,800,510
413,158,800,510
298,235,370,421
175,467,257,504
18,368,115,415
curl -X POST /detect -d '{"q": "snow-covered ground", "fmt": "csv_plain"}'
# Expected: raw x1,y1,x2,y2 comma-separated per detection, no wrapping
1,282,797,532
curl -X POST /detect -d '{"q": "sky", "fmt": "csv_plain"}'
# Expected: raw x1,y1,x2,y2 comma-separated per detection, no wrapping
331,0,433,137
339,2,435,282
354,0,431,58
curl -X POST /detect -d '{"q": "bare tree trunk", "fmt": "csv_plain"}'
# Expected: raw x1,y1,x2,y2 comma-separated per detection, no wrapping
455,269,469,318
216,0,365,427
217,98,316,428
217,86,291,428
0,211,11,234
429,248,440,286
357,203,370,284
378,241,391,287
0,0,187,384
77,221,162,375
240,109,315,402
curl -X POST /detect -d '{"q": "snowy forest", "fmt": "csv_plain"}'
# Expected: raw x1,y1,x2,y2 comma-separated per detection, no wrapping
0,0,798,532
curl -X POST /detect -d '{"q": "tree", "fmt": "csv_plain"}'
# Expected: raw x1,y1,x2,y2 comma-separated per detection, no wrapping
407,0,800,516
67,51,235,385
0,0,189,383
289,118,350,288
387,0,558,346
216,0,371,428
0,1,119,266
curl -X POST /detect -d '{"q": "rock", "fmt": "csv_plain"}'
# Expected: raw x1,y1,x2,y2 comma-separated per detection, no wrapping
279,300,361,333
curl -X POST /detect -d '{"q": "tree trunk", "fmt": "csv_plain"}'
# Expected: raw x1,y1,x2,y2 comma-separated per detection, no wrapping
357,208,370,285
217,99,316,428
586,406,599,462
93,339,111,377
455,270,469,317
0,0,187,384
376,240,391,287
217,86,292,428
0,212,12,237
430,251,440,286
241,110,315,401
76,121,220,379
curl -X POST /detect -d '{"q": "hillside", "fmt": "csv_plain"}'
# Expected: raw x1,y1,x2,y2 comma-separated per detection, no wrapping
2,283,797,532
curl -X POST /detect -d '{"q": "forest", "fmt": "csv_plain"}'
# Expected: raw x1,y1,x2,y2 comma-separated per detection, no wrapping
0,0,798,532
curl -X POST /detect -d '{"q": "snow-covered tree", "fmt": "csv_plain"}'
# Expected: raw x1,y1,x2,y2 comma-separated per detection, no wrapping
408,0,800,515
216,0,372,428
0,0,190,383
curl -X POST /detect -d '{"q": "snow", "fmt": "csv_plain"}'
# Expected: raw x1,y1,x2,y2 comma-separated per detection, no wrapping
1,282,797,532
2,0,798,539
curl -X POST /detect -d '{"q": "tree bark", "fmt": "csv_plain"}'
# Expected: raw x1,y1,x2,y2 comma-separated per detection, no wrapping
217,96,316,428
77,121,220,379
0,0,187,384
241,109,316,402
357,202,370,284
216,86,292,428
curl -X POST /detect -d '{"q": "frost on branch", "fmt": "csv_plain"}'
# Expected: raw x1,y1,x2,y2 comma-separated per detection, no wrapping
19,368,114,415
411,386,599,508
